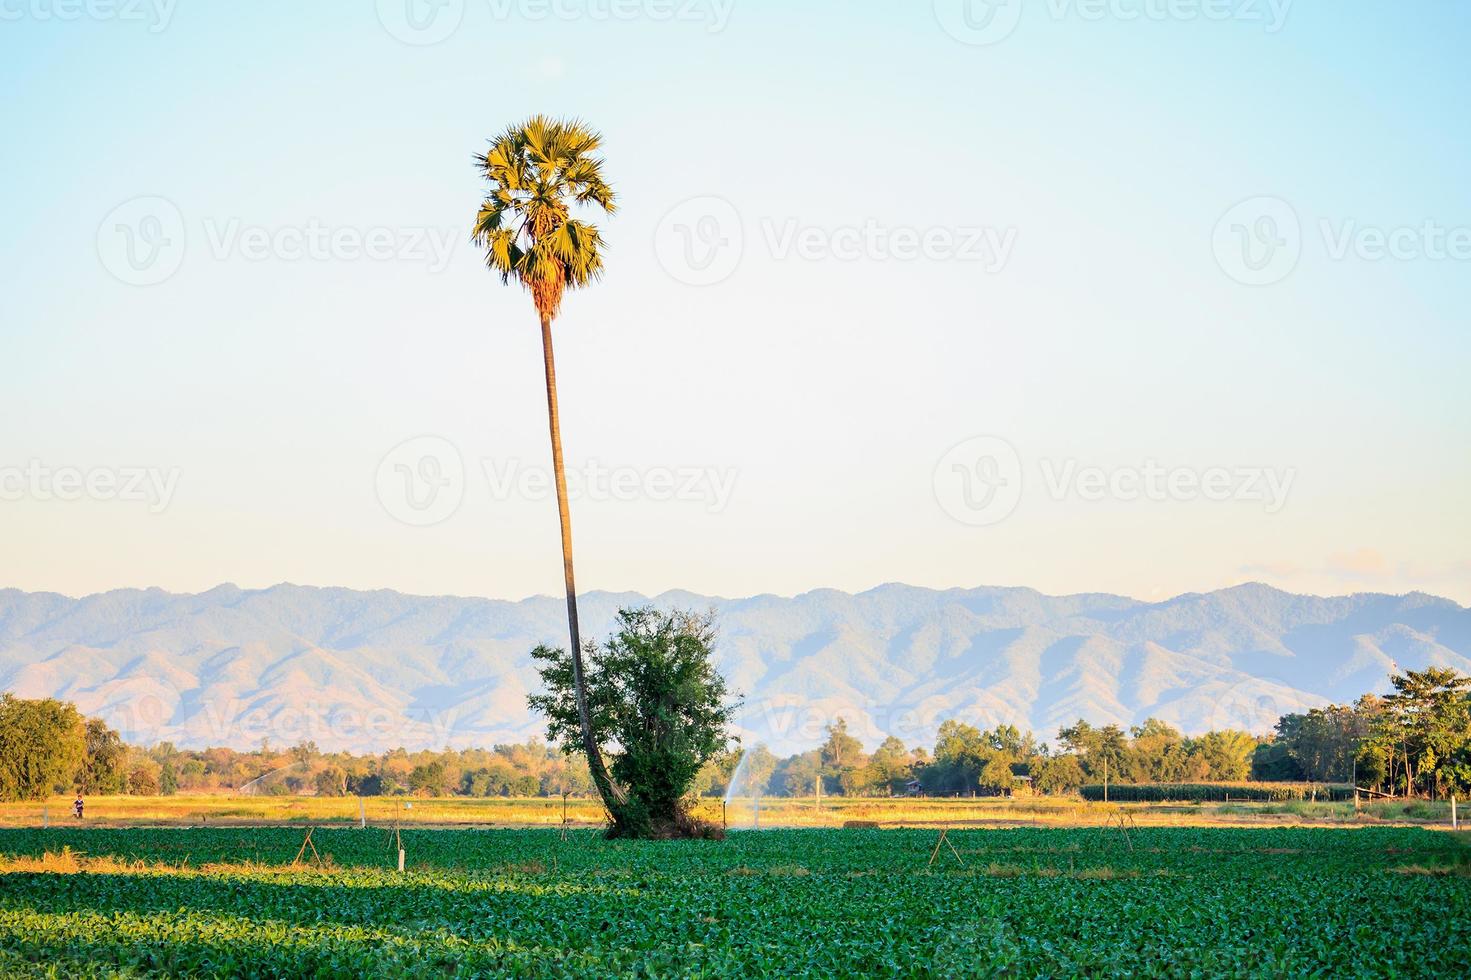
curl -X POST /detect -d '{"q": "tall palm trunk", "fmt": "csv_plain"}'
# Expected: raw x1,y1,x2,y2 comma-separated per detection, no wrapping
539,313,625,813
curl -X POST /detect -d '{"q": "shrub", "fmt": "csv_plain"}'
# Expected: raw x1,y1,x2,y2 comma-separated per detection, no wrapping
1079,782,1354,803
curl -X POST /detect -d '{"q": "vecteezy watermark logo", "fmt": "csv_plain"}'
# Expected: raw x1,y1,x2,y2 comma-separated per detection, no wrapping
933,0,1023,46
488,0,735,31
376,0,733,43
934,440,1296,526
655,197,1017,285
201,219,457,271
375,438,740,523
376,0,465,44
481,458,739,511
1213,197,1471,285
0,461,182,513
375,436,465,527
1212,196,1301,285
1207,678,1305,734
933,436,1025,527
0,0,180,32
763,219,1015,269
96,196,187,287
935,0,1292,46
97,198,459,285
655,196,745,286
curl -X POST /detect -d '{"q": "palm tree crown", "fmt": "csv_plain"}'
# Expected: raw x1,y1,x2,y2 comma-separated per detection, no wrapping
473,116,615,321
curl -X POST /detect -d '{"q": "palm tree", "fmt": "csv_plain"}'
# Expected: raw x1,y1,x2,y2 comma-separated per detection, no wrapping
473,116,625,813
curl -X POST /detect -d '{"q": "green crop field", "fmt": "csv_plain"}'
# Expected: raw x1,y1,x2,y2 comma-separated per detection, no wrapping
1,827,1468,977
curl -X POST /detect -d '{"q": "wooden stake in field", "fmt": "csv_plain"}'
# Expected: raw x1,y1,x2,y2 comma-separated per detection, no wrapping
1453,795,1459,830
927,828,964,869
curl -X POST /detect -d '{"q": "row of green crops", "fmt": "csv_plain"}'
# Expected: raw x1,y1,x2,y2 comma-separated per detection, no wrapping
1079,782,1356,803
1,827,1468,977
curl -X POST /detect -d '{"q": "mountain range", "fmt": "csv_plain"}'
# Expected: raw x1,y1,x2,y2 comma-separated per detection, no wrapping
1,582,1468,754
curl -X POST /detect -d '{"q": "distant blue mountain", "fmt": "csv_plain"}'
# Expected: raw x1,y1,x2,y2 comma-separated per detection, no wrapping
1,582,1466,754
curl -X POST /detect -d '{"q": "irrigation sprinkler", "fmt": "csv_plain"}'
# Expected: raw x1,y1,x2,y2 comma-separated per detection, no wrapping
1099,807,1136,851
385,801,408,871
292,827,323,867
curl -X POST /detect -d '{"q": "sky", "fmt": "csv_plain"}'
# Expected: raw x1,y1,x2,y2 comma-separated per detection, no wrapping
1,0,1468,605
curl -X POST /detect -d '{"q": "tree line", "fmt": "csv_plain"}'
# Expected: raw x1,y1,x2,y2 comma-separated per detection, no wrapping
1,667,1466,803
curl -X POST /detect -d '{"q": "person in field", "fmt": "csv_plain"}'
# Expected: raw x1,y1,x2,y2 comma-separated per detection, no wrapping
72,794,83,819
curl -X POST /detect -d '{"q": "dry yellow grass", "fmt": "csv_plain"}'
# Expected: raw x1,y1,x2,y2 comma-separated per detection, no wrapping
0,793,1456,830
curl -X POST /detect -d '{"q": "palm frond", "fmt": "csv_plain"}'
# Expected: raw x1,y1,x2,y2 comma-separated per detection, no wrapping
473,116,616,319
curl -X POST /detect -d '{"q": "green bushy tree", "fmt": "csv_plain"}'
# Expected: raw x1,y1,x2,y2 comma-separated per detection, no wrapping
0,695,87,801
530,607,739,837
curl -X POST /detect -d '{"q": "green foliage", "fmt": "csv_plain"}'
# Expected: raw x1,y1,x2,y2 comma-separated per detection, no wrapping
773,750,821,797
126,764,160,796
1079,782,1354,803
529,607,739,836
0,826,1465,976
79,719,126,795
1032,754,1086,795
408,762,450,797
0,695,86,801
862,736,915,795
472,116,615,321
819,719,867,795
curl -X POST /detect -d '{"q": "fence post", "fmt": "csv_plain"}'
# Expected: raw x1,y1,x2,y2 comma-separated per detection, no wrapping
398,848,406,872
1453,795,1458,831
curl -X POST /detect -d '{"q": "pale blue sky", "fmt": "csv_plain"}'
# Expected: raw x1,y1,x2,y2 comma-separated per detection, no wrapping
2,1,1468,603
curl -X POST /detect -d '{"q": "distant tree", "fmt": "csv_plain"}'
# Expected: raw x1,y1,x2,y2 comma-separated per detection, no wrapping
408,762,449,797
980,755,1018,795
531,607,739,837
1251,738,1303,781
1057,720,1127,781
0,695,87,801
693,747,744,797
79,718,127,794
179,759,207,791
744,744,779,798
776,751,822,798
315,766,348,797
924,720,988,795
1191,730,1257,781
865,736,914,795
1031,754,1086,795
159,759,179,796
1370,668,1471,796
127,763,161,796
1126,718,1193,782
819,719,867,795
348,772,384,796
1276,705,1364,782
